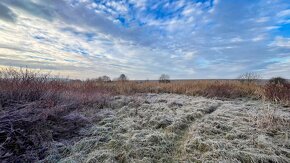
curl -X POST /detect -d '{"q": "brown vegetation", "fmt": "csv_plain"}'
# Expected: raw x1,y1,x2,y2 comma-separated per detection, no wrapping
1,68,288,104
0,68,289,162
265,77,290,105
0,68,111,162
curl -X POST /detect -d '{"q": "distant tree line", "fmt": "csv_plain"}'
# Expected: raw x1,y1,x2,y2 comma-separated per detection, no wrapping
93,74,129,83
93,72,287,86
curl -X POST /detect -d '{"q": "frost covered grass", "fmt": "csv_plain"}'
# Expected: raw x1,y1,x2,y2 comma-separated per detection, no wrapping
43,94,290,163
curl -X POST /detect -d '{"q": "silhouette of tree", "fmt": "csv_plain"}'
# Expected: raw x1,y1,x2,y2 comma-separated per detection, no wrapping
118,74,128,81
159,74,170,83
98,75,111,82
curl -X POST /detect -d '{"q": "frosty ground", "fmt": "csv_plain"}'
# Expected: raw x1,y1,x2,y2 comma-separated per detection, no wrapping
42,93,290,163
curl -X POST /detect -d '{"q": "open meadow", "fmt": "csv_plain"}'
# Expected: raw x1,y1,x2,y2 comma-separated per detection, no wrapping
0,68,290,162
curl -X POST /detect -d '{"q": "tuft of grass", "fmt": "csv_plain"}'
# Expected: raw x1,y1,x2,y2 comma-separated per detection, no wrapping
251,105,289,132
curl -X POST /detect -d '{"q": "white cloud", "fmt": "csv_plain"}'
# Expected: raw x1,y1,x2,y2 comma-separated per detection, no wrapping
129,0,147,10
252,35,265,42
0,0,290,79
230,37,243,43
271,36,290,48
256,17,269,23
184,51,196,60
260,58,290,78
277,9,290,17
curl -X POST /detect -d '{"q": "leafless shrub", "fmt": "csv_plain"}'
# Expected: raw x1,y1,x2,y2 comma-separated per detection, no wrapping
238,72,261,84
265,82,290,105
0,68,112,162
0,67,53,104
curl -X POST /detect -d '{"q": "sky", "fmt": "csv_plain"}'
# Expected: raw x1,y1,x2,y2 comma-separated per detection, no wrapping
0,0,290,80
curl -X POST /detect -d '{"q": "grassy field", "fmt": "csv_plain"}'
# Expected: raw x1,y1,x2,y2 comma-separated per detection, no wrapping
0,68,289,162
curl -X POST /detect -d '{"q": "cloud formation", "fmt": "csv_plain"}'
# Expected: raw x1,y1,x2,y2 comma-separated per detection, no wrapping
0,0,289,79
0,3,17,22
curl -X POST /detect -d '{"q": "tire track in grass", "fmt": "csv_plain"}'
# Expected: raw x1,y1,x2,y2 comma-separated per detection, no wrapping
172,103,222,161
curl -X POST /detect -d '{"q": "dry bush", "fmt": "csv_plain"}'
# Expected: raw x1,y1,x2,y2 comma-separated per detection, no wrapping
0,68,53,104
264,78,290,105
0,68,112,162
269,77,288,85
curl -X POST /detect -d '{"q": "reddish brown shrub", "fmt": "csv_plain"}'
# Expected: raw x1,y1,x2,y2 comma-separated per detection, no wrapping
265,83,290,105
0,68,112,162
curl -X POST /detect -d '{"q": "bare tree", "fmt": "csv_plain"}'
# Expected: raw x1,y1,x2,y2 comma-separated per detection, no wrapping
118,74,128,81
98,75,111,82
159,74,170,83
238,72,261,83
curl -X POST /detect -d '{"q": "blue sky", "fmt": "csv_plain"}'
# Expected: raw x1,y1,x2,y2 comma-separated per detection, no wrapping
0,0,290,79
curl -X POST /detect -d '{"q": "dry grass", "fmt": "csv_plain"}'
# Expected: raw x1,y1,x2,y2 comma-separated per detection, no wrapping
1,67,289,104
108,80,288,105
94,80,263,99
0,67,289,162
